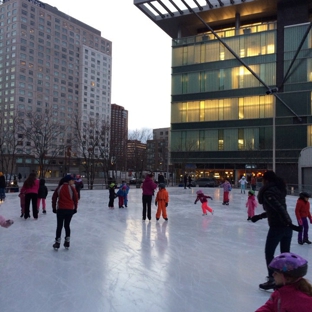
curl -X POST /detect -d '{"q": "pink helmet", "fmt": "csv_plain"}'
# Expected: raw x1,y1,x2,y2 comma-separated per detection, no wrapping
269,252,308,278
196,190,203,195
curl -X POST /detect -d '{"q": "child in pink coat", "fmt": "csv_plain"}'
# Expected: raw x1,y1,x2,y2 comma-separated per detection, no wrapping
194,190,214,215
246,190,257,221
0,215,14,228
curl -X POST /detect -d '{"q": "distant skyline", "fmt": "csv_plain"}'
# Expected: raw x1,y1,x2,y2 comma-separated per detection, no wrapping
42,0,172,131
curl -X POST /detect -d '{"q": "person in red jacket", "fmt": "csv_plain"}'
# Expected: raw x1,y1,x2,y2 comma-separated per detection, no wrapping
295,192,312,245
194,190,214,215
256,252,312,312
52,175,78,250
141,173,157,221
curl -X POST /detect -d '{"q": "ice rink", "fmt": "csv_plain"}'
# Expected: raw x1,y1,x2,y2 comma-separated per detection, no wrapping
0,185,311,312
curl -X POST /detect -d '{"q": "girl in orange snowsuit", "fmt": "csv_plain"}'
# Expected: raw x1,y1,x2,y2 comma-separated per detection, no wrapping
155,183,169,221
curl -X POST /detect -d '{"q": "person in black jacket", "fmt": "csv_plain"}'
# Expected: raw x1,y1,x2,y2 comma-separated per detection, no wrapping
37,178,48,214
0,172,6,202
251,171,301,290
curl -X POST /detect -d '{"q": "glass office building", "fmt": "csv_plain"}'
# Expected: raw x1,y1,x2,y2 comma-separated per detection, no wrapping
135,0,312,184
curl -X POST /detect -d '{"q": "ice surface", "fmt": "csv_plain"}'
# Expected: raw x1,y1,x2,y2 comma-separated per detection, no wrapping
0,185,311,312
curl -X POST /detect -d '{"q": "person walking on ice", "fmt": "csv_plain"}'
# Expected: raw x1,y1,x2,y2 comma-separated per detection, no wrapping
220,178,231,205
194,190,213,215
246,190,257,221
155,183,169,221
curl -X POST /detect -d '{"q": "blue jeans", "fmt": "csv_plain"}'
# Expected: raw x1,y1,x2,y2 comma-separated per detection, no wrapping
0,187,5,200
265,226,292,278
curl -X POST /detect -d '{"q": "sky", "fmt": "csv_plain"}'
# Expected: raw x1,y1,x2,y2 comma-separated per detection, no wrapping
43,0,172,131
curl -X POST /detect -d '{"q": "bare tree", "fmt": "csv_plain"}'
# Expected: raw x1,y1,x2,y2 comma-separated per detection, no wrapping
0,115,21,183
18,107,67,178
73,115,110,189
128,128,153,143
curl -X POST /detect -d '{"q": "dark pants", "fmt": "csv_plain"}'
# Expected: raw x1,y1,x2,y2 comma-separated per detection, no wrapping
25,193,38,219
142,194,153,220
298,217,309,242
55,209,75,240
265,226,292,278
108,196,115,207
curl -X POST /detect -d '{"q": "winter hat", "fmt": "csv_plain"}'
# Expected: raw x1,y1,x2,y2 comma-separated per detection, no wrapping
196,190,203,195
63,174,75,182
158,183,166,189
109,183,115,188
248,190,255,195
299,192,310,199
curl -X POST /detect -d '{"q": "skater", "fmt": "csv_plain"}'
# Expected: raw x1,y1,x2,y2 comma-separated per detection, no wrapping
52,174,78,250
116,185,127,208
251,175,257,191
155,183,169,221
120,181,130,207
108,183,117,208
18,173,22,182
0,215,14,228
194,190,213,215
20,172,39,219
295,192,312,245
246,190,257,221
238,176,247,194
184,174,188,189
220,178,231,205
256,253,312,311
37,178,48,214
142,173,157,221
251,170,301,290
188,175,192,189
74,175,83,200
158,172,165,184
0,172,6,202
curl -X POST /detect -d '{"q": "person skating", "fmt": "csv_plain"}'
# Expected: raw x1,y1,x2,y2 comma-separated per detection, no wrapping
256,252,312,311
37,178,48,214
141,173,157,221
246,190,257,221
251,171,302,290
155,183,169,221
238,176,247,194
295,192,312,245
116,185,127,208
220,178,231,205
194,190,213,215
0,172,6,202
20,172,39,219
52,175,78,250
108,183,117,208
0,215,14,228
74,175,83,200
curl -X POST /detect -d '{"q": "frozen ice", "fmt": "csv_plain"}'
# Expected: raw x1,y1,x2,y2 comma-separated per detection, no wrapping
0,185,311,312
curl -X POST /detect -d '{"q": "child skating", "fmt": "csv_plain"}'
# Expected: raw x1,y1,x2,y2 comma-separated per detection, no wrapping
246,190,257,221
295,192,312,245
155,183,169,221
256,252,312,311
220,178,231,205
37,178,48,214
108,183,117,208
19,191,26,218
194,190,213,215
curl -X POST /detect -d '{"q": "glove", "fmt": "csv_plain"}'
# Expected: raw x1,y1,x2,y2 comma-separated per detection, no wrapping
297,219,303,226
165,203,168,207
290,224,302,232
53,208,57,214
194,201,197,204
155,201,157,206
251,214,262,223
310,217,312,224
73,209,77,214
209,197,213,200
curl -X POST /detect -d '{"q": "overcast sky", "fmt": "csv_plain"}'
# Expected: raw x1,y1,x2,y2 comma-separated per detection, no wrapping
43,0,172,130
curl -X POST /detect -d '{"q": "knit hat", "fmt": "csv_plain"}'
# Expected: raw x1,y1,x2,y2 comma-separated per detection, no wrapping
158,183,166,189
63,174,75,182
248,190,255,195
109,183,115,188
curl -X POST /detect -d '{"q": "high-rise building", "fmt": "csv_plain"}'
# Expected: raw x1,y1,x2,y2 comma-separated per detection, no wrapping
135,0,312,184
127,139,146,178
110,104,128,171
0,0,112,176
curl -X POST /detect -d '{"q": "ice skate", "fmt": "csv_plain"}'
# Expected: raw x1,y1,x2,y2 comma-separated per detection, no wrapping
303,238,312,244
202,213,207,216
42,210,46,214
259,277,275,290
53,239,60,250
64,237,70,249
